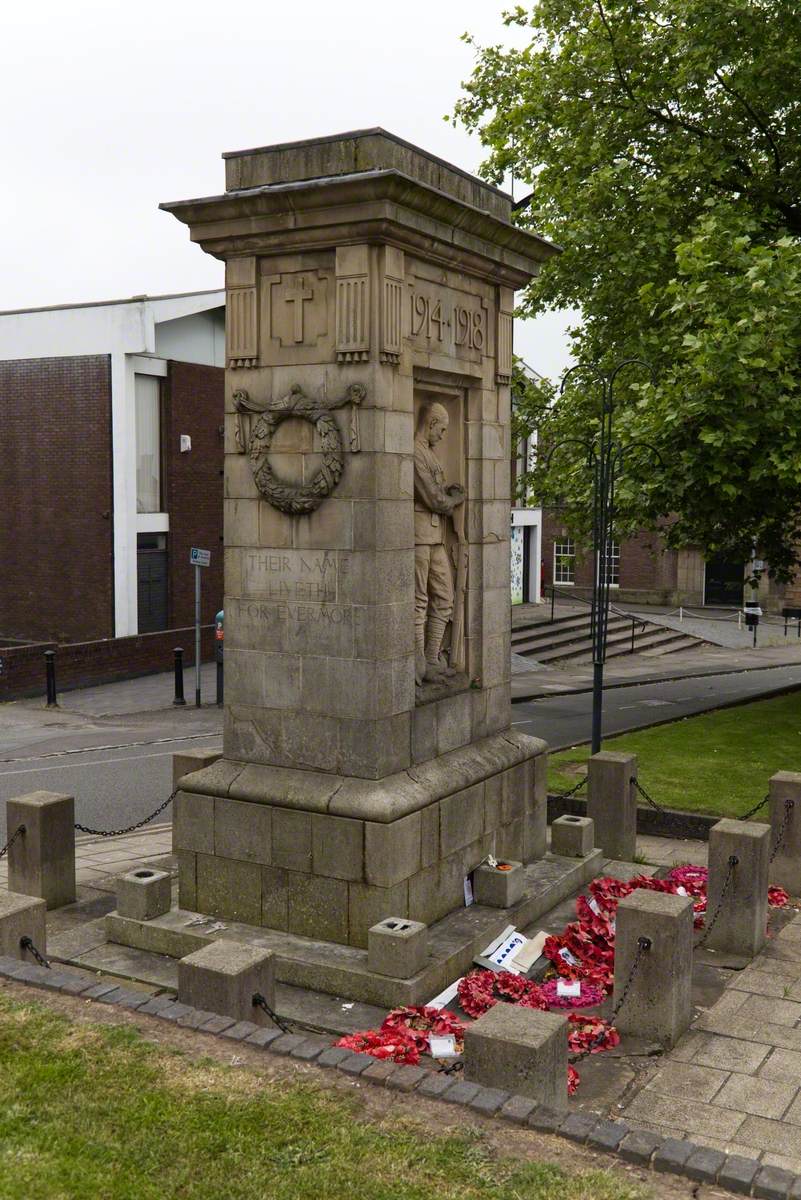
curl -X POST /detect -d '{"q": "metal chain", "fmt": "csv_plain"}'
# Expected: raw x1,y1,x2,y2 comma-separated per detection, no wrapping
74,790,177,838
568,936,651,1065
251,992,330,1037
0,824,25,861
556,776,588,802
20,936,50,969
739,794,770,821
770,799,795,864
696,854,738,948
437,1059,464,1075
632,777,666,814
610,935,652,1023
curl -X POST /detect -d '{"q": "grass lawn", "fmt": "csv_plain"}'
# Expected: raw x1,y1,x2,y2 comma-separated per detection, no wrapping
0,993,644,1200
547,690,801,820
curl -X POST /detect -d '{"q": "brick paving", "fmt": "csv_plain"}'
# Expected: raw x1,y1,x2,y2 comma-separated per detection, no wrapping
619,910,801,1174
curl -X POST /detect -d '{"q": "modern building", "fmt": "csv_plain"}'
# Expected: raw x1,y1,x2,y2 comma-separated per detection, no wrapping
511,428,541,605
0,290,225,644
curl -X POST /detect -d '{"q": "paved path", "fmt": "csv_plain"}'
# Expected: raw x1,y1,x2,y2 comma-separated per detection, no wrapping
512,664,801,750
0,822,174,893
619,910,801,1176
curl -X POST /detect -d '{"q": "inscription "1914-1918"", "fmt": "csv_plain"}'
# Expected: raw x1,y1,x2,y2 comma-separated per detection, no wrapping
410,290,485,351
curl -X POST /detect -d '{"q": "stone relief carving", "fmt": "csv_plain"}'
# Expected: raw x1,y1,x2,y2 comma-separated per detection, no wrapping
233,384,365,515
414,402,468,686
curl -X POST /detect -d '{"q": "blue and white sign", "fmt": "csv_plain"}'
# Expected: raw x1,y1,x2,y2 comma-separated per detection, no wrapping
190,547,211,568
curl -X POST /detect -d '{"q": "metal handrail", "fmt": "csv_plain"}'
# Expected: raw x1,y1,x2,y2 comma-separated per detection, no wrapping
542,584,651,654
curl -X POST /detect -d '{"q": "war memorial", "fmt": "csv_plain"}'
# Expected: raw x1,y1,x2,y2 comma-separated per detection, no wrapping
4,132,801,1187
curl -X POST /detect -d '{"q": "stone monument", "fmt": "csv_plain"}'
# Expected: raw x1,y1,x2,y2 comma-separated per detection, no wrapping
108,130,583,1005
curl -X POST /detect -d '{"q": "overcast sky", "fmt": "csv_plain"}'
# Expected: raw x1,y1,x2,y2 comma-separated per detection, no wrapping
2,0,574,380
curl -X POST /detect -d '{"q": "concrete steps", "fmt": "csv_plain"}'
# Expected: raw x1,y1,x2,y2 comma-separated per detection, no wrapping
511,610,704,664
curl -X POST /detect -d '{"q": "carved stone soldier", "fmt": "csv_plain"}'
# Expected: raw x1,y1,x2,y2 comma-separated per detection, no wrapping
414,402,465,684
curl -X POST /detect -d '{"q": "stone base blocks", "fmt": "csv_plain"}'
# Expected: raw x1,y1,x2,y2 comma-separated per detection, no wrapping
613,889,693,1048
551,815,594,859
116,868,172,922
587,753,637,861
0,891,46,960
173,730,546,948
464,1001,567,1109
768,771,801,896
178,940,275,1024
473,860,524,908
368,917,428,978
706,818,770,959
7,790,76,909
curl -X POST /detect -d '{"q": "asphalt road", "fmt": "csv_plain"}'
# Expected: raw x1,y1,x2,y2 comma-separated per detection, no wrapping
2,663,800,841
511,663,801,750
0,730,223,842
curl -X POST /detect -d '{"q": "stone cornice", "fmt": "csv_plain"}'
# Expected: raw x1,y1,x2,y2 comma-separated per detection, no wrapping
161,169,559,288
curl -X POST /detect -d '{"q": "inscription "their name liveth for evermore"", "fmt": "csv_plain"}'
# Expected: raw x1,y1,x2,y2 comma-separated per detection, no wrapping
242,550,337,603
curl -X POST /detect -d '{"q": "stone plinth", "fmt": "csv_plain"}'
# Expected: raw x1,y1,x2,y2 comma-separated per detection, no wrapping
120,130,559,986
464,1002,567,1108
7,790,76,910
587,753,637,861
613,889,693,1048
706,818,770,960
174,731,546,946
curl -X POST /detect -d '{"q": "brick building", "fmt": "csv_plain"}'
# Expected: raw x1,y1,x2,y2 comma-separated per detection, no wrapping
539,512,793,612
0,291,225,644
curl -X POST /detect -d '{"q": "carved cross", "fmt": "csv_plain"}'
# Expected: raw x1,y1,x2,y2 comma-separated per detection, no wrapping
284,276,313,343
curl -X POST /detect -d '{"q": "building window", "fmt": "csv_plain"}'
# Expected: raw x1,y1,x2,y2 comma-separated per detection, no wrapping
135,374,162,513
554,538,575,585
603,540,620,587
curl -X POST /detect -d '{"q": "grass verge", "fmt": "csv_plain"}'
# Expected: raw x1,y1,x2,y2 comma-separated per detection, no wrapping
0,993,645,1200
547,690,801,819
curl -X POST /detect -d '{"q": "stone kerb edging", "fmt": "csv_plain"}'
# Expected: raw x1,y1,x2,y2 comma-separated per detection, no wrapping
1,957,797,1199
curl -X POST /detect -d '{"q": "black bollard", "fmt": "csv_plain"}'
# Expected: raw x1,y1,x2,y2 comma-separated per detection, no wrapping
173,647,186,706
216,659,223,706
45,650,57,707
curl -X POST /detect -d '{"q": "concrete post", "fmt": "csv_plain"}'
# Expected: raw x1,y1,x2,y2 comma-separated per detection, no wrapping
613,889,693,1048
172,750,222,791
768,772,801,895
7,791,76,909
706,818,770,959
0,892,47,959
464,1002,567,1108
587,752,637,861
367,918,428,978
178,940,275,1023
551,815,594,858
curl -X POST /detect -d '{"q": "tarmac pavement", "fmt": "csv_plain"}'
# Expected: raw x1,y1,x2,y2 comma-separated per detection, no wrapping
0,663,222,841
1,649,800,839
513,663,801,750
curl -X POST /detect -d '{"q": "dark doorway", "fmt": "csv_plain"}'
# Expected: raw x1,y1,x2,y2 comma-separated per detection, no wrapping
704,555,744,606
137,533,168,632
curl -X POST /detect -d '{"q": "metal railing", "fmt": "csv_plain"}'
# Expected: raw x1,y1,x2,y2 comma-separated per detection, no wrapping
542,585,652,655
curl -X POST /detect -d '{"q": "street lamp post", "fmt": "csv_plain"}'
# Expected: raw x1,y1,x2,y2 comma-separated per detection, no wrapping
555,359,657,753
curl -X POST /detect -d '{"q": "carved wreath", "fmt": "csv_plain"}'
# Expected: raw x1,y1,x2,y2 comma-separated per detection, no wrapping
233,383,366,515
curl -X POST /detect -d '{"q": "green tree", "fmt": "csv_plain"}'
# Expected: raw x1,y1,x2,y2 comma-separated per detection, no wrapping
457,0,801,576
